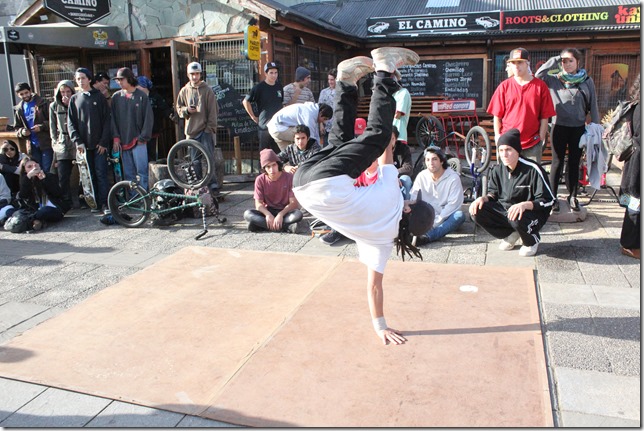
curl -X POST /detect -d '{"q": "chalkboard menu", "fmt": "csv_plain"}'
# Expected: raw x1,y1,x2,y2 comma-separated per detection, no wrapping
212,83,257,142
398,59,484,108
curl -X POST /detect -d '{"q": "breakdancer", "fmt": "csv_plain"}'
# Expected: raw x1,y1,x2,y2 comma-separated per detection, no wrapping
293,48,435,345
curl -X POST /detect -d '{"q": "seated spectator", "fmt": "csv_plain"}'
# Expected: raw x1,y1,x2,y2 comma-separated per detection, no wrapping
267,102,332,150
243,149,303,233
411,146,465,245
469,129,555,257
0,174,13,223
277,124,321,174
0,139,26,196
16,157,71,230
392,126,413,200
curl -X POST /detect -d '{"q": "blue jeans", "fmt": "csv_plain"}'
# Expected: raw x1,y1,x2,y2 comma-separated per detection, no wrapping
30,145,54,173
425,210,465,242
86,149,109,207
122,144,149,191
191,131,219,190
35,205,64,222
399,174,412,200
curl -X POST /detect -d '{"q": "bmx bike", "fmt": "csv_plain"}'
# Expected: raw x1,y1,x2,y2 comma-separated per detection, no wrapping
107,139,226,240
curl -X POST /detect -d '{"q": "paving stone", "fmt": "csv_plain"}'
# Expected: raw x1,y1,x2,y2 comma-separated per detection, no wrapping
85,401,184,427
555,367,640,421
0,388,111,427
0,302,49,332
560,410,640,427
0,378,47,423
176,414,240,427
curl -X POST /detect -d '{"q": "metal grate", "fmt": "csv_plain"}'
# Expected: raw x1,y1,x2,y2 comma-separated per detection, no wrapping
35,56,79,101
88,50,140,90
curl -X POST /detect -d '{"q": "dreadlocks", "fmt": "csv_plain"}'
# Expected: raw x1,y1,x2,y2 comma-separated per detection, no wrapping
395,214,423,261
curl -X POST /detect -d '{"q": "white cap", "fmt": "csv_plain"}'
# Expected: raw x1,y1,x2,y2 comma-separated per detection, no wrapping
187,62,202,74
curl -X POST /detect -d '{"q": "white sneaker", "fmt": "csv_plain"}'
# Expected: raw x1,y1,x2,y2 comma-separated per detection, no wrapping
519,243,539,257
370,47,419,74
336,56,374,86
498,231,520,251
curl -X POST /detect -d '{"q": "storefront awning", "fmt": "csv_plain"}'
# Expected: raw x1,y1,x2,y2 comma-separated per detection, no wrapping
0,23,120,50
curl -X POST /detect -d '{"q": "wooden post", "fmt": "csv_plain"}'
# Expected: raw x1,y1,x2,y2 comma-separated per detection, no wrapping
234,136,242,174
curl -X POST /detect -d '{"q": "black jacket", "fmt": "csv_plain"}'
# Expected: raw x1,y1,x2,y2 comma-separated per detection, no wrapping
487,157,555,212
393,141,412,177
67,88,111,150
19,172,71,213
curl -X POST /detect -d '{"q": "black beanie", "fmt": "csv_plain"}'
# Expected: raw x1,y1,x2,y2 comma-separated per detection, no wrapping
497,129,522,154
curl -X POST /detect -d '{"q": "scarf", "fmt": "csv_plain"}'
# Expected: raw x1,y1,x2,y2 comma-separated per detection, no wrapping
558,68,588,88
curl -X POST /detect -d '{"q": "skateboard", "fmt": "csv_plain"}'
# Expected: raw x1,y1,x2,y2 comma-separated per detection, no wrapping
75,149,97,209
108,149,123,183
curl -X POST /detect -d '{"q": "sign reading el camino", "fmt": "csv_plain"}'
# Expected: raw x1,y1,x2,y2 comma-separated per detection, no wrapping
44,0,111,27
366,12,501,37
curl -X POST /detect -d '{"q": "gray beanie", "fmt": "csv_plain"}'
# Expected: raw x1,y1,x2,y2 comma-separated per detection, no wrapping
295,66,310,82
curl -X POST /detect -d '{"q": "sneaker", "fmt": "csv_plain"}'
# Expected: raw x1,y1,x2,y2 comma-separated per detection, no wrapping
621,247,640,259
498,231,520,251
371,47,419,74
519,243,539,257
90,207,101,214
337,56,375,86
287,223,298,234
551,200,560,214
320,230,344,245
415,235,431,246
32,219,44,231
568,196,580,212
247,222,260,232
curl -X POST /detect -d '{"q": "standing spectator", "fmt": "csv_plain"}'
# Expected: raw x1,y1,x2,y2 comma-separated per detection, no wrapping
392,87,412,144
277,124,321,174
487,48,556,164
243,148,302,233
469,129,555,257
67,67,112,213
283,66,315,106
49,79,76,209
242,61,283,154
93,72,112,106
318,68,337,146
392,126,413,200
111,67,153,191
267,102,332,150
411,146,465,245
176,61,219,191
12,82,53,173
535,48,601,212
137,75,173,162
17,157,71,230
0,140,26,196
619,74,640,259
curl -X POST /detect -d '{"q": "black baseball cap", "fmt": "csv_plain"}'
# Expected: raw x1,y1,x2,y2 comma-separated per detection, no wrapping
264,62,278,73
507,48,530,62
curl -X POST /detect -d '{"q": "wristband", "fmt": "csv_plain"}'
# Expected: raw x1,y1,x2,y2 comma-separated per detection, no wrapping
372,317,387,332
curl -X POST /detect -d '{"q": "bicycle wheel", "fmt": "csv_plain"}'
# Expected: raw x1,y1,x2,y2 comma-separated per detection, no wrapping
415,115,445,149
108,181,150,228
167,139,214,189
464,126,491,174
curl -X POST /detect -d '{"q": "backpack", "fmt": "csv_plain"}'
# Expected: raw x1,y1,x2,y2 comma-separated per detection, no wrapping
602,100,637,162
183,186,218,218
4,209,34,233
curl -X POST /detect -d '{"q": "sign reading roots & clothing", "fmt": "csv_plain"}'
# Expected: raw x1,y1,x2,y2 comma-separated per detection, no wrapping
44,0,111,27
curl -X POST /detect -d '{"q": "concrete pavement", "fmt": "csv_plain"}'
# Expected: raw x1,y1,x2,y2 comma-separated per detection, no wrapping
0,161,639,427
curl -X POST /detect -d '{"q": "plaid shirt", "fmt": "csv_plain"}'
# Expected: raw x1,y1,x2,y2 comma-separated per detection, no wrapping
277,138,321,167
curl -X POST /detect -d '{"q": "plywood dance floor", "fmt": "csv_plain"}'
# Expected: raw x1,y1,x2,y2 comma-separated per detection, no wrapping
0,247,552,427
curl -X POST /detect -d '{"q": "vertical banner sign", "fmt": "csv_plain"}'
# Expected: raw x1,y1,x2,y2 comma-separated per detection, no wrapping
44,0,111,27
244,25,261,61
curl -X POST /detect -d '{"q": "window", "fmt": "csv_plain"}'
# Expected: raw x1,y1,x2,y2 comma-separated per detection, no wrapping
35,56,79,100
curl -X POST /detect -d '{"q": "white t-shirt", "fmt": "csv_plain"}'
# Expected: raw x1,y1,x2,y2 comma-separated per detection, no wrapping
293,164,403,273
267,102,321,143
